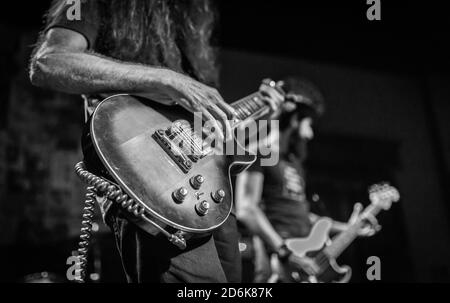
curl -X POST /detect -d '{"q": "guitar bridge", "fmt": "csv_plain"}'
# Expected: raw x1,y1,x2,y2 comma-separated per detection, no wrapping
153,121,208,173
153,129,193,173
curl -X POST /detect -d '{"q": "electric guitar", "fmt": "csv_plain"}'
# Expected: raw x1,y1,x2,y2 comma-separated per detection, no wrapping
270,183,400,283
85,81,283,249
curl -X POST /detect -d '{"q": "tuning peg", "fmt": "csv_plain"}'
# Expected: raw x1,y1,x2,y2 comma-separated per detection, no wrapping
262,79,286,95
262,78,276,87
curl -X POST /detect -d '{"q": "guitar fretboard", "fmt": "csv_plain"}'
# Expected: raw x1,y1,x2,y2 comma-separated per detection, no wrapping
231,92,271,123
324,204,381,259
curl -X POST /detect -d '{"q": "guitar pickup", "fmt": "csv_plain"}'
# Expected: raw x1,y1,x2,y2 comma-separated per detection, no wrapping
152,129,192,173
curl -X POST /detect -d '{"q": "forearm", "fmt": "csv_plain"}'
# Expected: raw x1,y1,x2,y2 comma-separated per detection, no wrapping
239,206,284,252
30,50,174,99
330,220,348,233
309,213,348,234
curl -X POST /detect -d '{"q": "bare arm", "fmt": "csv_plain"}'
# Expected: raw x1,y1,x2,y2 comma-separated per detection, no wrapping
309,204,379,237
29,28,236,139
235,171,284,252
31,29,167,96
235,171,323,275
309,212,347,234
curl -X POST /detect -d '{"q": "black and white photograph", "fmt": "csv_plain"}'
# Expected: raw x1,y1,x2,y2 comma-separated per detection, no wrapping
0,0,449,291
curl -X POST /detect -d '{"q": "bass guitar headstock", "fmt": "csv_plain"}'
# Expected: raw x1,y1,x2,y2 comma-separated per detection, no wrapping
368,183,400,211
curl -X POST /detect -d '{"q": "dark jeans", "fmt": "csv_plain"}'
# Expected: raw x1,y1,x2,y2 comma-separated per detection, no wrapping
106,208,241,283
82,126,241,283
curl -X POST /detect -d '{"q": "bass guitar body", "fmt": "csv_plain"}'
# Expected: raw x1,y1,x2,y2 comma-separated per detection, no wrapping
86,94,256,248
271,219,351,283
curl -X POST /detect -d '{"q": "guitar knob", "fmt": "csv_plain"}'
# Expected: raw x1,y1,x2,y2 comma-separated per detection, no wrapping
212,189,225,203
173,187,188,203
195,201,210,216
190,175,205,189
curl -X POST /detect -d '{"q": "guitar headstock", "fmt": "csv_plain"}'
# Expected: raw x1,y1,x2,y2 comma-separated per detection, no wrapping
368,183,400,210
262,79,287,96
261,78,320,114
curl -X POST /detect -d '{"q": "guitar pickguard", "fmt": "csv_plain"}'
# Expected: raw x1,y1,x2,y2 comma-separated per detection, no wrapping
285,218,333,256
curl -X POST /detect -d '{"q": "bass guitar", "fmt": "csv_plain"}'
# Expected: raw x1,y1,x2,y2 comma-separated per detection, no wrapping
270,183,400,283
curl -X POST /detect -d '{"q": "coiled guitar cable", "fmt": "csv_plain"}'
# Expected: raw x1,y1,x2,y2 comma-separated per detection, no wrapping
74,186,96,283
73,161,145,283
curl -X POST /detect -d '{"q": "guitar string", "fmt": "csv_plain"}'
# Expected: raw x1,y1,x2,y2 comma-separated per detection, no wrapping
170,129,204,156
169,103,270,157
165,93,268,156
163,89,274,154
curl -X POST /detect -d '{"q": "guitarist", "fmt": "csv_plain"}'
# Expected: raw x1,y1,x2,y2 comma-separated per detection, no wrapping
235,77,379,282
29,0,284,283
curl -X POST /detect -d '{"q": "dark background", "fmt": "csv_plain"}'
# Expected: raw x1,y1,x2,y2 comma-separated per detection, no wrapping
1,0,449,282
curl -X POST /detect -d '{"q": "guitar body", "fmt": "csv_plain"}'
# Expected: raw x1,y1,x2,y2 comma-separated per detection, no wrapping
315,259,351,283
271,218,351,283
87,94,256,242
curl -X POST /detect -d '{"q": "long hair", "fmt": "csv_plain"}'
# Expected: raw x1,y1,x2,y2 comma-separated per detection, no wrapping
46,0,219,86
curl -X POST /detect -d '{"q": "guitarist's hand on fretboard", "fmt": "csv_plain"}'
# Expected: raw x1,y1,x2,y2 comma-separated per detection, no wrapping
258,79,285,118
161,71,237,142
347,203,381,237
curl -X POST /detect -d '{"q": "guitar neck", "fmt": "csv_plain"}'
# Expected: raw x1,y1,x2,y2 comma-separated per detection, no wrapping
231,92,271,125
323,204,381,259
